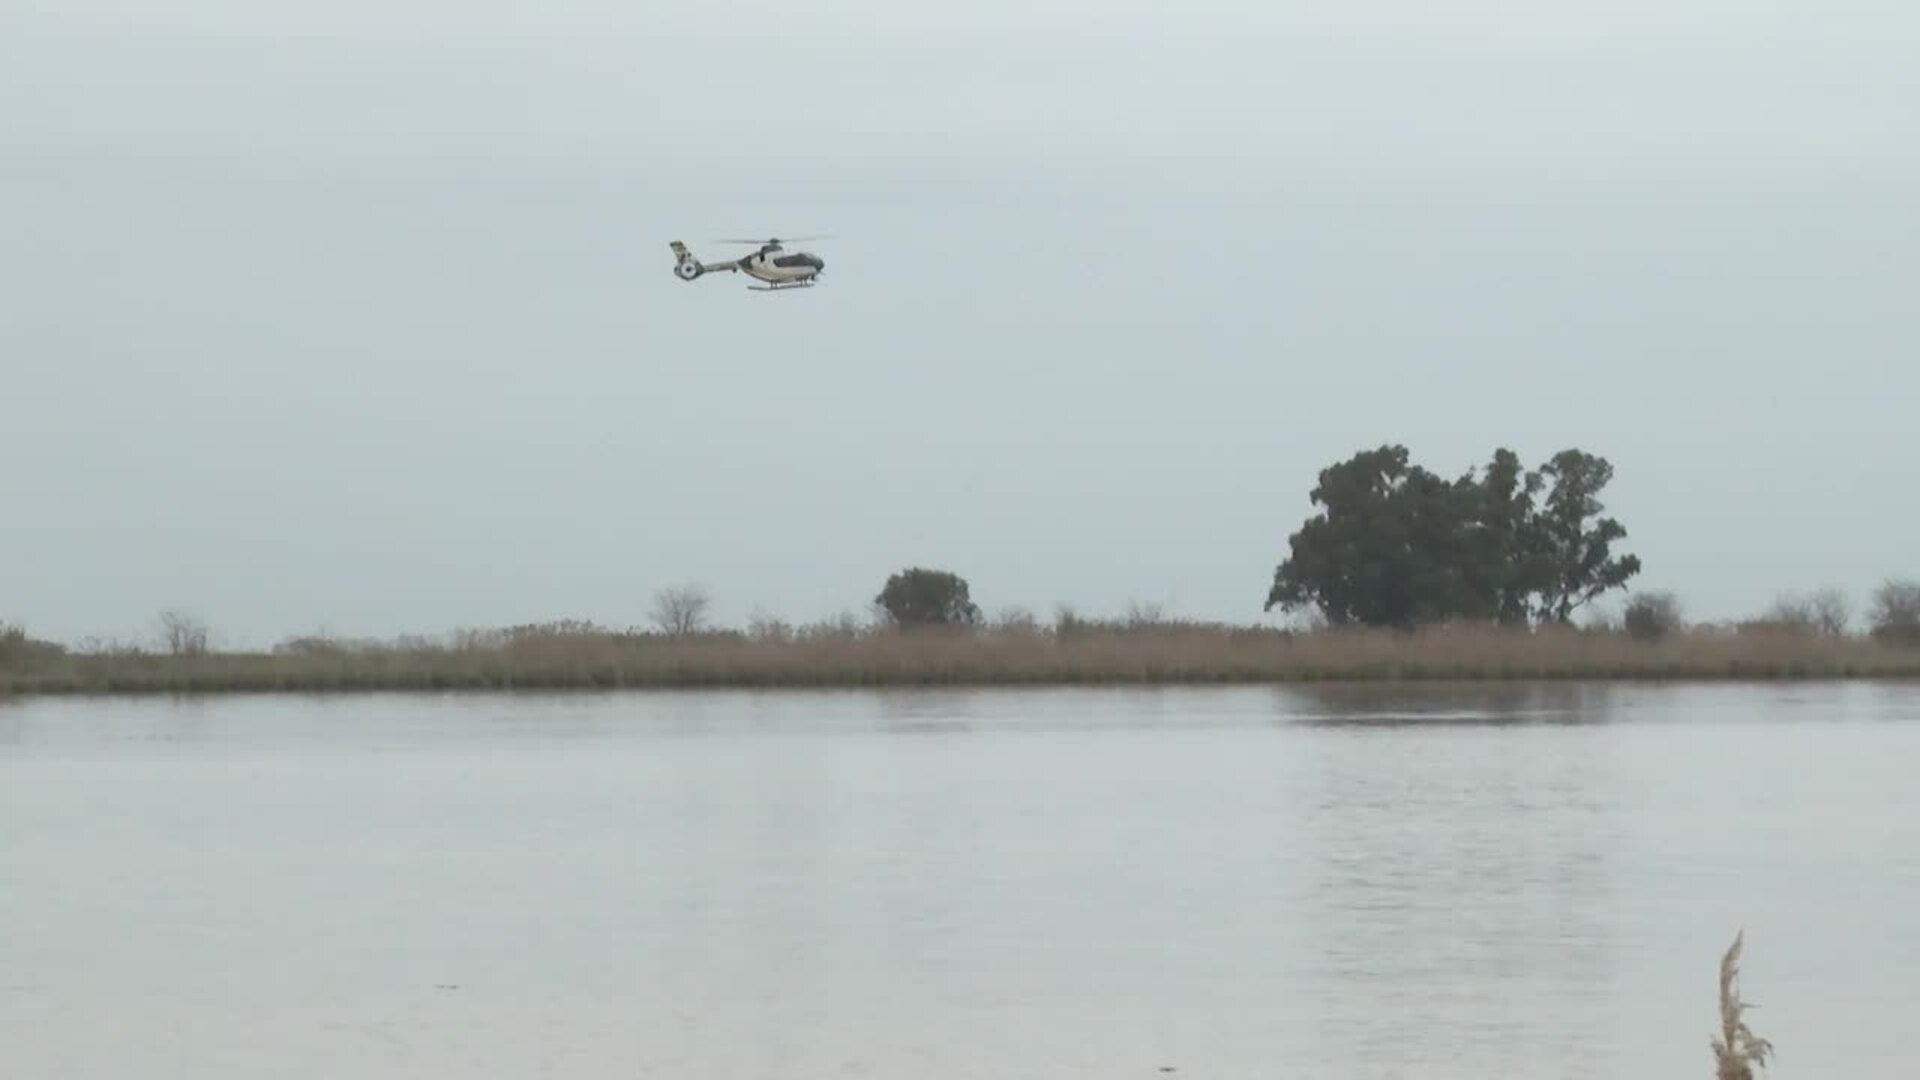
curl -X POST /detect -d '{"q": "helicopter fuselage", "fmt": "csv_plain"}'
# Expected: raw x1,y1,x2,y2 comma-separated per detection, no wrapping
671,240,824,290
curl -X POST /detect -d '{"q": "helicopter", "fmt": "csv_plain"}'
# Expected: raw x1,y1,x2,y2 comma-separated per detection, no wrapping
670,236,828,291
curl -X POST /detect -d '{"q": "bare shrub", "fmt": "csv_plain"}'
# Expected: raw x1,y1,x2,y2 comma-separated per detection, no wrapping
271,633,389,657
451,623,610,650
75,635,146,657
1807,587,1851,636
993,606,1040,633
1623,591,1683,641
1125,600,1166,628
1054,604,1090,636
1766,588,1851,636
816,611,868,638
650,584,712,637
451,626,506,651
747,608,793,643
273,635,345,657
157,609,210,656
1869,578,1920,645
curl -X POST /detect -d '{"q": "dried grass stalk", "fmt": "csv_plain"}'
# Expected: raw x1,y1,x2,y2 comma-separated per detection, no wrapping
1713,931,1774,1080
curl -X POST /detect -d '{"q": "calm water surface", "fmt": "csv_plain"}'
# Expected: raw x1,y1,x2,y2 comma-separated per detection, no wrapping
5,681,1920,1079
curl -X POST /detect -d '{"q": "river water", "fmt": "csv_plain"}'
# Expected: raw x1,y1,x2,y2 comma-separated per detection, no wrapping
4,681,1919,1079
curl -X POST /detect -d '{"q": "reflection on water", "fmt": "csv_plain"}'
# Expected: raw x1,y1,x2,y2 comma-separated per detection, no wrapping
2,681,1919,1080
1296,698,1620,1077
1276,680,1623,727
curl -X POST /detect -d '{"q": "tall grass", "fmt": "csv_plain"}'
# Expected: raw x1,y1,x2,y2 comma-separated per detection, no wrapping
4,617,1918,696
1713,932,1773,1080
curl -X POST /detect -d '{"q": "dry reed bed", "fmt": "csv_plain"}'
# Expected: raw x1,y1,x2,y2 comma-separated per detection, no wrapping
5,623,1918,696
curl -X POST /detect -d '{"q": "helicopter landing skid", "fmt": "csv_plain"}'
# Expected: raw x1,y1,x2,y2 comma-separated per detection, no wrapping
748,281,816,292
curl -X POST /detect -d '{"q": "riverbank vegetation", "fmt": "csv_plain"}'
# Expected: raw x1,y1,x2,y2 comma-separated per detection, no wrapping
5,605,1919,696
6,443,1916,696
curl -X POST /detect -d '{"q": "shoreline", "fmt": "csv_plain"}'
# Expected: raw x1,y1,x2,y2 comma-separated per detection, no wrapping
7,622,1919,698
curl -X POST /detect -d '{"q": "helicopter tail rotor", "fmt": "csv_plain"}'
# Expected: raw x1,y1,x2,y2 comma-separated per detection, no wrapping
670,240,704,280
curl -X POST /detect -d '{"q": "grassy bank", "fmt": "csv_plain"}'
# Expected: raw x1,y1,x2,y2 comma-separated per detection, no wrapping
5,619,1919,696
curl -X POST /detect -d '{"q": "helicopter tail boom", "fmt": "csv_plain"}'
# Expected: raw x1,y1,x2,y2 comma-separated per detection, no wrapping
670,240,741,280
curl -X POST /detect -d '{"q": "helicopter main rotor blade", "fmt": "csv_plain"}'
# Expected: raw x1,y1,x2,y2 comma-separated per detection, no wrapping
714,235,834,244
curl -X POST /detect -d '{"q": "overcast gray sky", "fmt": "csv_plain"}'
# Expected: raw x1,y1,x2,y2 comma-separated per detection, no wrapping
5,0,1917,646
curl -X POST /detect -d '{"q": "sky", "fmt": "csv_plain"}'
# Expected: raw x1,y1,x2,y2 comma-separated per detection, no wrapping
4,0,1917,647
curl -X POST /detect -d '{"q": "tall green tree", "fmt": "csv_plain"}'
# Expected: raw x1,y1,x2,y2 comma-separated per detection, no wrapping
1264,445,1489,627
1467,447,1550,625
876,567,981,627
1527,449,1642,623
1265,444,1641,628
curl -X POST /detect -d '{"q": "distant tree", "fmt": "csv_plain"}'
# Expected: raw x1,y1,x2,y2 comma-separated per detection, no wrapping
876,568,981,628
1264,444,1642,628
1623,591,1684,641
156,609,210,656
1053,603,1092,636
649,583,712,636
1,622,68,668
1869,578,1920,645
